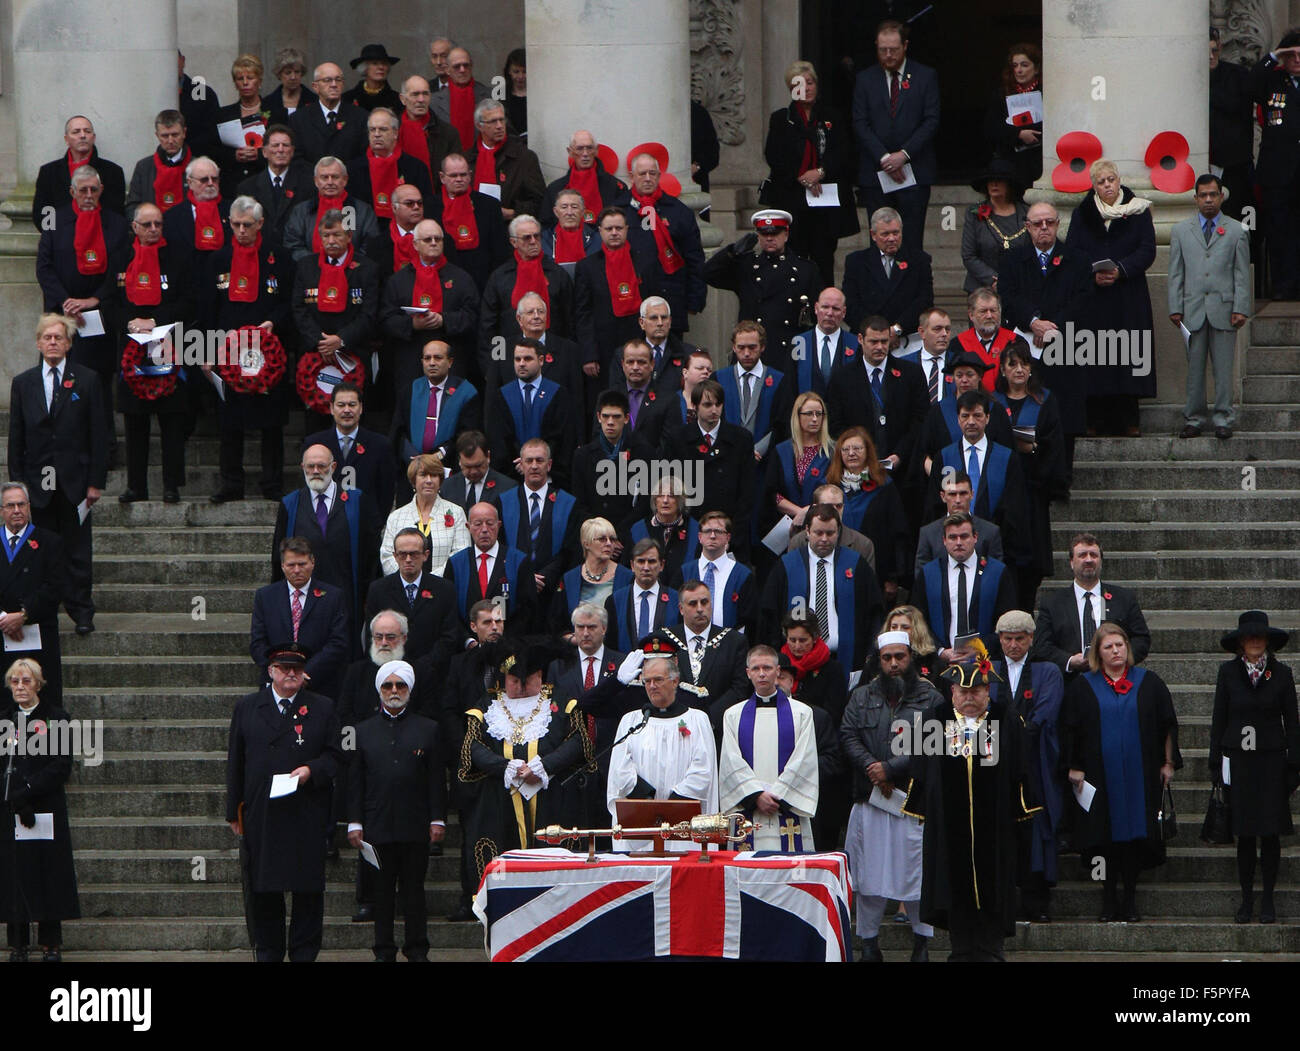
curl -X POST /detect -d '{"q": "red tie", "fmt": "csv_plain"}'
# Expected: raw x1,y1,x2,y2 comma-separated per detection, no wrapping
584,656,596,690
477,551,490,596
704,433,713,448
890,71,900,117
422,384,440,452
290,589,303,640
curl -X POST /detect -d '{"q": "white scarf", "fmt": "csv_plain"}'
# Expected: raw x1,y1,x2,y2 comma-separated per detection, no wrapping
1093,191,1151,221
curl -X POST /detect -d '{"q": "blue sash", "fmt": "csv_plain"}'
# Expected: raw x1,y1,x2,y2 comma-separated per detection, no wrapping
284,488,362,602
499,487,575,563
449,546,524,621
500,376,560,445
407,377,477,453
1,524,33,566
841,483,884,533
923,555,1007,642
781,549,859,665
940,441,1011,516
775,443,830,507
993,390,1048,430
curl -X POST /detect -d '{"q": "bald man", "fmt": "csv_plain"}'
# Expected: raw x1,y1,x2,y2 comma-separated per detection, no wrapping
540,129,629,225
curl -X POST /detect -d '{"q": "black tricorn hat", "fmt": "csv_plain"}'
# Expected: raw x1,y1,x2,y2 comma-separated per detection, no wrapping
267,642,309,667
351,44,401,69
1220,611,1289,653
495,640,551,684
941,657,1004,688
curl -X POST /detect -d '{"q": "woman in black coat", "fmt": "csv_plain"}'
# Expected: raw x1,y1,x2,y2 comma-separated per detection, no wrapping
1061,159,1156,436
761,60,859,285
983,43,1043,188
1063,622,1181,922
1209,611,1300,924
1,659,80,962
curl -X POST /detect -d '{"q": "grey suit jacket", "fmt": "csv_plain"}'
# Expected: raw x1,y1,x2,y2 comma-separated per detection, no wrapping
787,525,876,575
1167,213,1251,331
430,81,493,126
913,515,1002,580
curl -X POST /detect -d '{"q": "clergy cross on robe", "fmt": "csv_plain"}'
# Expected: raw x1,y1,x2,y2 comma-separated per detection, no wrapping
780,818,801,850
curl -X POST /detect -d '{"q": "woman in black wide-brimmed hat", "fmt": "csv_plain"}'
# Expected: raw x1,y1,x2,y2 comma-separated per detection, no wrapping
1210,611,1300,924
960,157,1028,293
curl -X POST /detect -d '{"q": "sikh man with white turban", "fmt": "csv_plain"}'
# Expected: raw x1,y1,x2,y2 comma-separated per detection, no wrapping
346,659,446,962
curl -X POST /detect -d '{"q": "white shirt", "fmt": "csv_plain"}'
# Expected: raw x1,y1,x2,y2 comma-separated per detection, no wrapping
1005,655,1026,698
922,352,947,396
271,689,297,713
319,99,341,121
335,427,359,455
44,362,64,411
1073,580,1103,648
699,422,721,444
806,550,839,655
307,480,337,518
166,149,186,164
634,582,661,628
579,645,606,686
472,541,499,584
696,553,736,626
946,554,973,647
285,578,312,608
963,435,989,477
517,375,543,402
864,358,887,388
523,481,549,515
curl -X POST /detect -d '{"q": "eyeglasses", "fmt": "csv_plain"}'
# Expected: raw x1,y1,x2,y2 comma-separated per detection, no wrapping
1027,219,1058,228
395,550,425,560
135,220,163,228
315,75,344,84
798,409,825,418
641,676,670,687
450,62,472,70
700,528,729,536
191,175,219,183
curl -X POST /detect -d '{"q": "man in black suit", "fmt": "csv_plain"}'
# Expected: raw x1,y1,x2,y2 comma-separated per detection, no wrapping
1031,531,1151,679
179,51,222,159
369,182,426,277
842,207,934,337
571,390,655,527
397,75,463,181
604,539,681,651
440,430,517,512
483,291,582,398
605,339,662,443
226,643,343,963
485,340,577,484
236,125,315,247
250,539,351,700
288,62,367,165
160,156,232,286
656,582,750,729
8,315,108,634
913,512,1017,660
623,151,707,335
364,527,464,662
31,116,125,228
271,445,380,653
913,470,1003,580
379,217,480,402
125,109,193,216
852,19,940,251
346,108,436,232
605,297,691,400
429,152,510,298
0,482,68,703
660,379,756,557
491,438,579,594
540,130,628,223
302,380,395,523
282,157,382,264
468,101,546,221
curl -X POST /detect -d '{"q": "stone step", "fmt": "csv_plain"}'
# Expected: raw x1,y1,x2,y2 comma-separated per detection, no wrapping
1071,460,1300,489
1077,433,1299,462
1245,346,1300,371
877,920,1300,953
92,584,256,614
68,849,463,885
1248,316,1300,346
1092,550,1300,578
65,688,246,720
1243,374,1300,403
1139,402,1300,431
1098,582,1300,608
96,527,280,555
63,658,254,690
58,614,250,657
94,720,237,753
93,554,273,586
79,882,469,918
101,466,297,497
68,815,464,850
74,752,228,784
92,501,279,528
1050,522,1300,550
1065,491,1296,523
66,784,227,817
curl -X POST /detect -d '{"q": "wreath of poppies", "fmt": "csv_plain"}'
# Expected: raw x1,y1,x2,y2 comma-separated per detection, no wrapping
120,338,180,401
217,327,286,395
295,350,365,413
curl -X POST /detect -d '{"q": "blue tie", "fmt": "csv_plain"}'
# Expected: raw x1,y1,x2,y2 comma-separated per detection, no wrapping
638,590,651,640
869,367,882,405
523,382,535,426
966,444,981,502
704,561,717,609
1039,251,1050,272
529,492,542,558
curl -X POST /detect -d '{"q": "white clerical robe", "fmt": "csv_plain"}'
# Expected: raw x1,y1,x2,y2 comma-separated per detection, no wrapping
719,695,819,851
606,705,718,852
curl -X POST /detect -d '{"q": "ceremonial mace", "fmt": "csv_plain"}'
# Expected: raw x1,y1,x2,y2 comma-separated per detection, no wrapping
536,812,759,863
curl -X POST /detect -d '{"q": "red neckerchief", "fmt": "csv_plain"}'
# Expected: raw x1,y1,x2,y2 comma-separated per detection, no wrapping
603,243,641,317
152,147,190,210
390,221,418,273
553,224,586,263
228,234,262,303
1103,672,1133,695
67,150,92,177
187,191,225,251
1016,78,1041,93
74,205,107,274
311,193,347,253
366,147,402,218
510,249,550,312
411,254,446,312
316,244,353,314
566,157,601,223
124,237,164,305
474,138,502,188
442,187,478,250
447,82,476,154
630,187,683,275
398,111,432,173
795,103,817,177
781,638,832,692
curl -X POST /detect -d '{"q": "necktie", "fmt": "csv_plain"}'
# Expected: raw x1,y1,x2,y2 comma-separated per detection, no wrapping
704,561,717,608
870,367,883,404
966,444,980,501
422,384,439,452
406,582,417,608
8,535,16,553
653,345,663,373
1039,251,1050,272
326,110,337,125
820,335,832,380
315,493,329,535
815,559,829,641
889,71,900,117
628,388,642,427
523,382,535,419
981,338,993,356
339,435,352,460
1203,218,1214,245
741,373,754,421
290,588,303,640
477,552,490,596
584,656,596,691
883,255,893,279
690,636,704,678
273,175,283,190
956,562,969,638
49,366,59,411
927,358,940,403
638,591,651,639
1082,592,1097,649
529,492,542,558
704,432,714,448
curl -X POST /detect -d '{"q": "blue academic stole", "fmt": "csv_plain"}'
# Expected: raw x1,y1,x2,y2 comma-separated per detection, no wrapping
781,549,859,663
939,398,961,444
1,524,33,566
408,376,477,452
736,691,805,851
559,564,633,621
992,390,1048,429
775,442,831,506
283,488,362,601
840,481,886,533
499,487,574,562
449,546,526,620
719,366,783,441
923,556,1007,643
940,441,1012,515
500,376,559,444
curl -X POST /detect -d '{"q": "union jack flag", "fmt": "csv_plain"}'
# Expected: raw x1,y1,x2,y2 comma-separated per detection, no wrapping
473,850,853,962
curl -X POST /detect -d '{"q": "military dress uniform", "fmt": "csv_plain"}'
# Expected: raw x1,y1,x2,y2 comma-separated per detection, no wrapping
1252,50,1300,297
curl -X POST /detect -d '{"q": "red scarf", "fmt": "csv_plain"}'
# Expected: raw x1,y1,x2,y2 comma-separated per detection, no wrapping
398,111,432,173
366,147,402,218
510,250,550,312
442,188,478,250
447,82,476,154
124,237,164,305
316,244,353,314
1016,78,1041,93
795,103,817,178
311,193,347,253
390,221,418,273
188,191,225,251
630,188,683,274
228,234,261,303
74,206,107,274
152,147,190,210
475,138,501,188
411,255,447,313
603,244,641,317
781,639,832,692
67,150,91,177
567,157,601,223
553,224,586,264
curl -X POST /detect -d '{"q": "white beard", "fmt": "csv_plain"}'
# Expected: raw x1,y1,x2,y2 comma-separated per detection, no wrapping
305,475,330,495
370,641,406,666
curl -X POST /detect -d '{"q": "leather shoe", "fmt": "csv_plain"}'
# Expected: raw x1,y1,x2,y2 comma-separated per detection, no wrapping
74,621,94,636
1235,902,1252,924
859,936,883,962
352,904,373,923
1178,424,1201,439
209,489,244,504
118,489,147,504
8,947,27,963
41,947,61,963
428,842,443,857
1260,896,1276,924
446,903,475,923
163,489,180,504
1214,425,1233,440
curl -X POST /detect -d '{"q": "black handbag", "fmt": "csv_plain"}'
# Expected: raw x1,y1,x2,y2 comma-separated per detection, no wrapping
1157,784,1178,841
1200,784,1234,844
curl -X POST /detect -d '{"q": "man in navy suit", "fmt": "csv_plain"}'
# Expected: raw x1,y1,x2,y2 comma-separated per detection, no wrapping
605,540,681,652
604,296,692,400
913,512,1017,660
484,339,576,485
236,125,316,247
842,207,933,337
302,381,395,524
364,527,464,662
288,62,367,165
0,482,68,702
8,315,108,634
250,538,351,699
442,502,537,629
900,306,958,405
623,151,707,335
440,430,517,511
852,19,940,251
790,287,859,397
491,438,579,595
716,320,791,465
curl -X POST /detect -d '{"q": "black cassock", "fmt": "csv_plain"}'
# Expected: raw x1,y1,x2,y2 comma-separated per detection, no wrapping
0,700,80,922
903,697,1039,936
459,689,590,881
225,687,343,892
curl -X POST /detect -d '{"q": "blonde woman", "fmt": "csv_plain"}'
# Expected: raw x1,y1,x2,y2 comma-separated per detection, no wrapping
766,391,835,530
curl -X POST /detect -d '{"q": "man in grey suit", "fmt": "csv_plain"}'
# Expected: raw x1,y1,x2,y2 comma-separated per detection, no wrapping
1168,173,1250,439
913,469,1001,580
787,484,876,574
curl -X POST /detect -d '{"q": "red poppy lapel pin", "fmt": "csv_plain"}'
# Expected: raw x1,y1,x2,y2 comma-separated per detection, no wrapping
764,374,774,387
810,467,820,477
443,512,454,527
896,260,908,270
1103,591,1113,601
844,347,855,357
298,705,308,716
339,491,348,501
26,539,37,550
606,661,617,673
1216,226,1225,236
355,443,365,455
844,567,853,579
890,368,900,378
420,589,432,599
548,491,556,503
1023,689,1034,700
660,591,670,603
648,390,656,401
678,719,691,737
312,588,324,598
62,379,75,389
485,479,495,489
730,592,739,603
550,700,559,712
446,386,456,396
1051,255,1061,266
